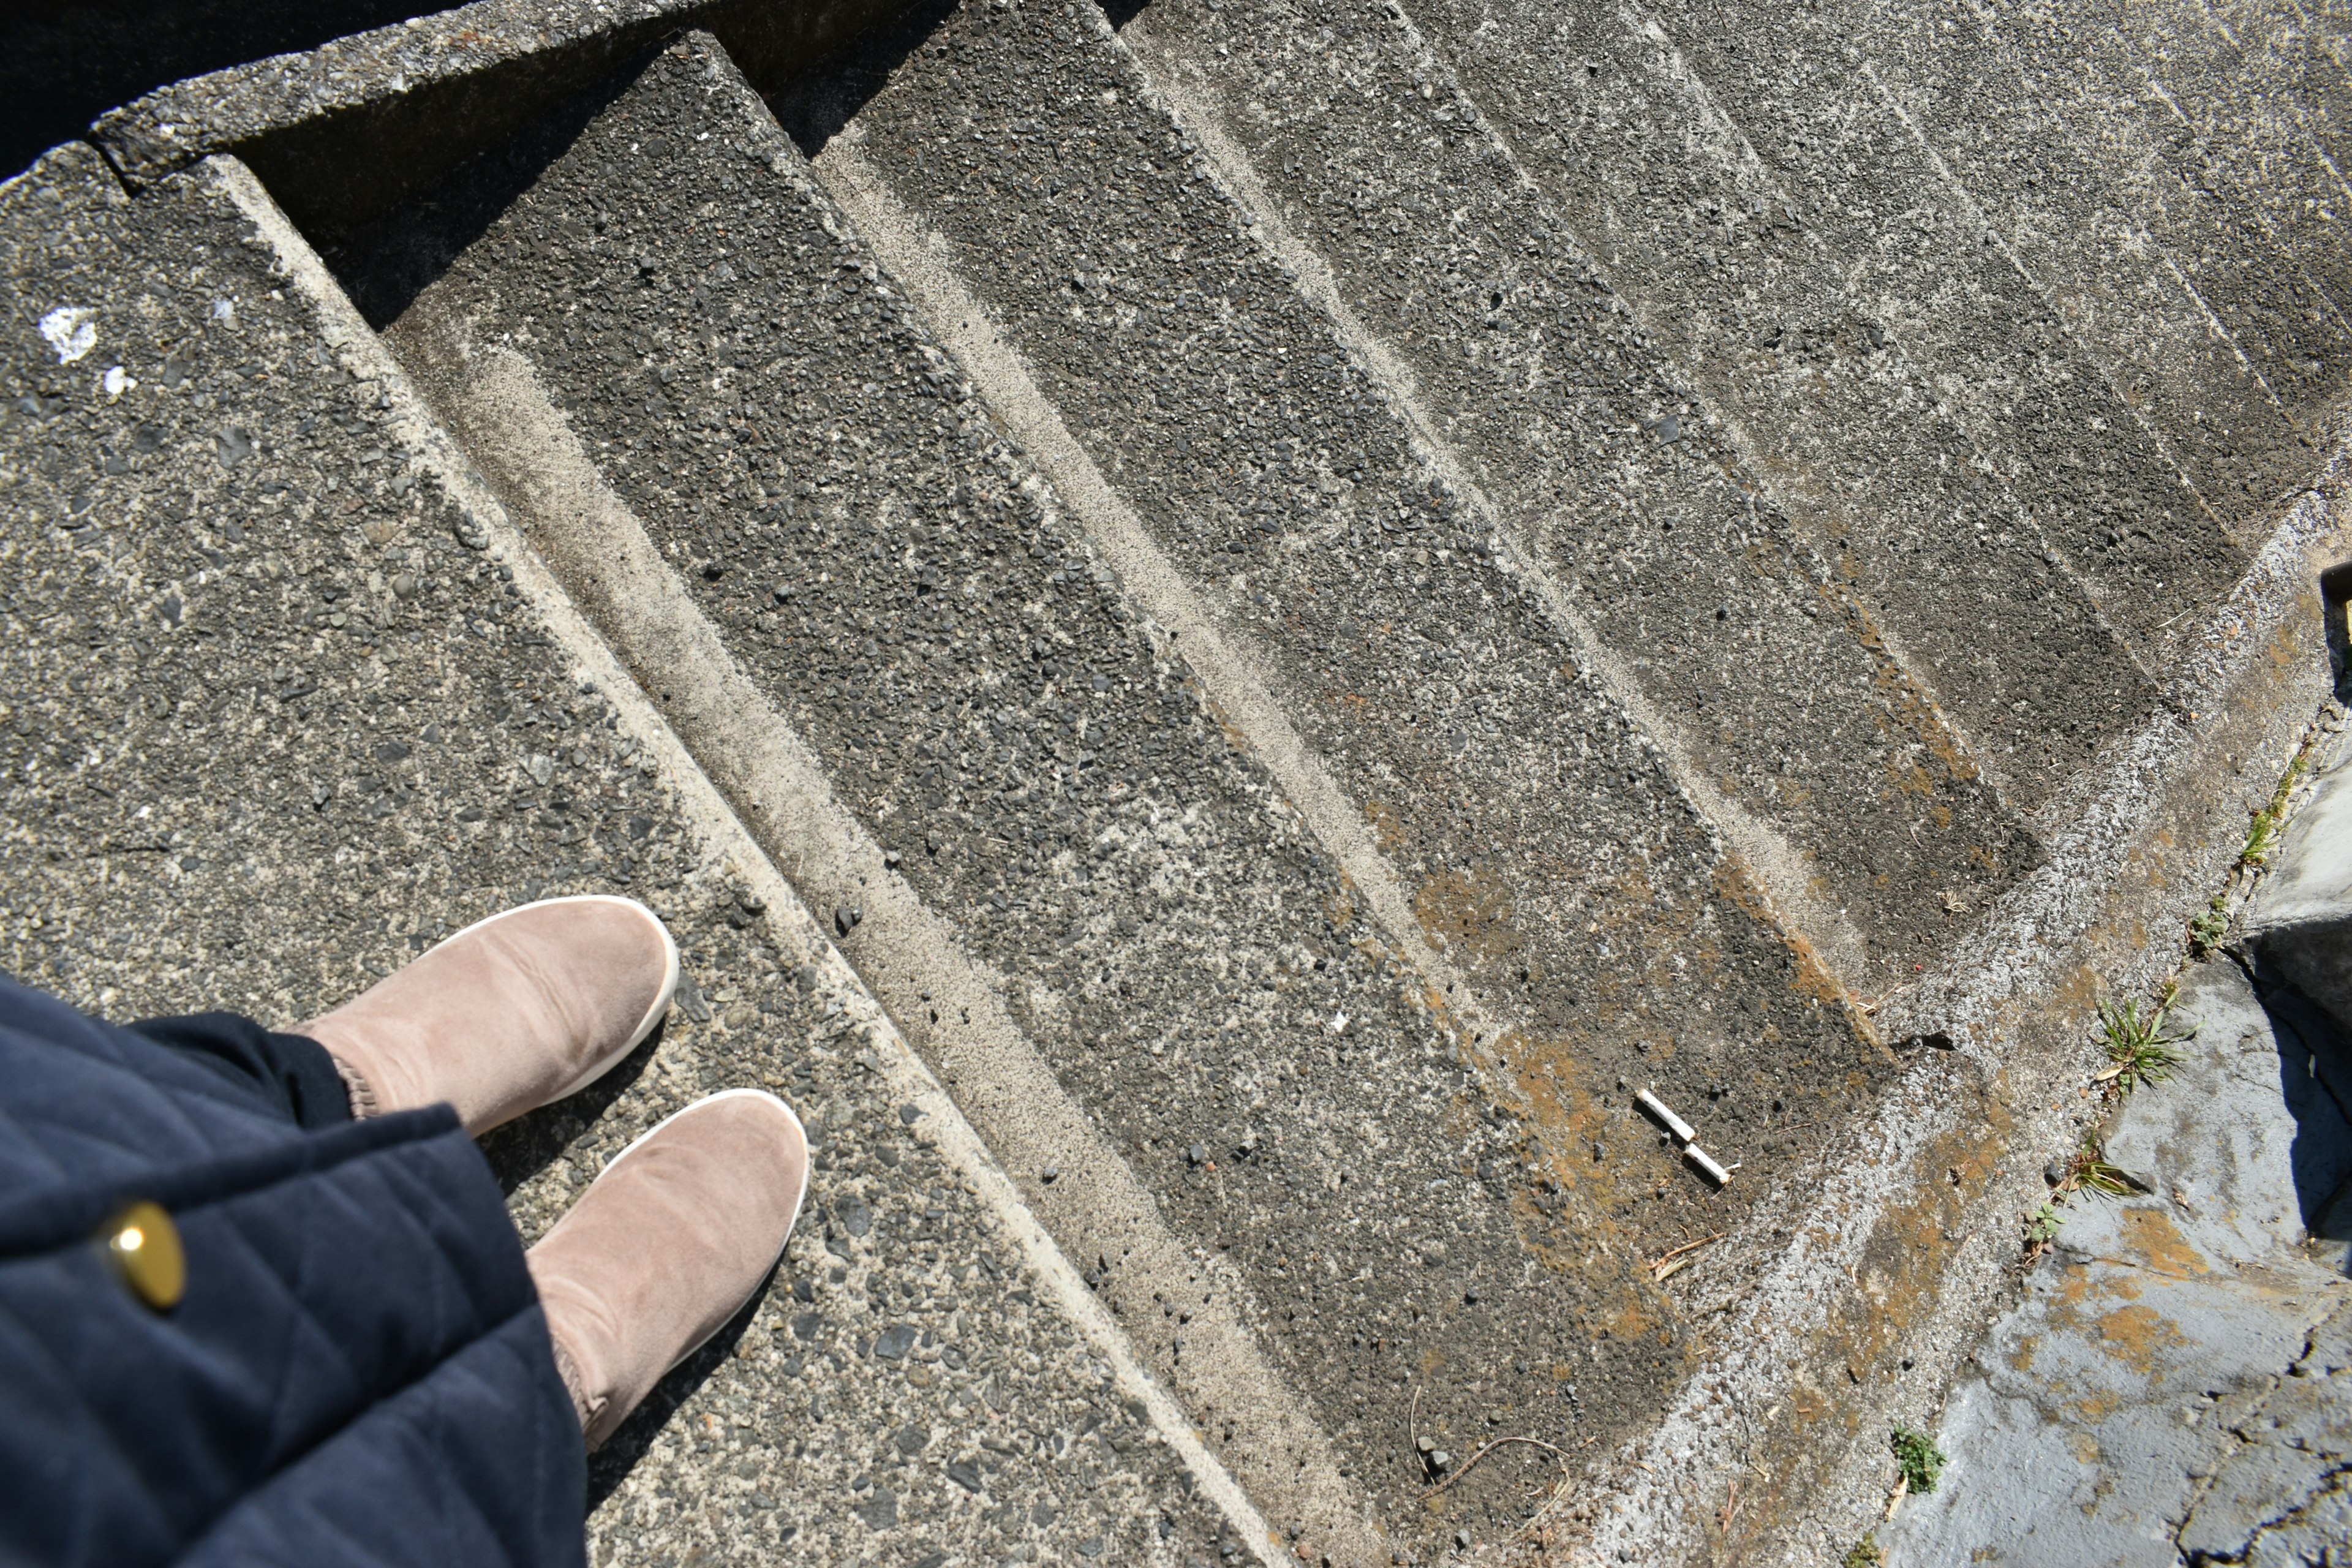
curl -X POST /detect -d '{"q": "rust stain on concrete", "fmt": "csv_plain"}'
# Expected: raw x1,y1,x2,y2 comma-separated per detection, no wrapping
1412,863,1522,966
2117,1207,2210,1279
1715,1079,2015,1559
2095,1302,2188,1374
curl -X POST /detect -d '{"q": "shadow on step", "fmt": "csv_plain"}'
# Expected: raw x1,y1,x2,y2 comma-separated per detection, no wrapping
316,56,643,332
761,0,957,159
0,0,437,183
2242,954,2352,1271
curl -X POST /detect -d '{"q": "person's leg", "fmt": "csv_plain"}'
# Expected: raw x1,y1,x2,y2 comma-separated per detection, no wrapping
0,973,587,1568
296,895,679,1134
125,1011,355,1129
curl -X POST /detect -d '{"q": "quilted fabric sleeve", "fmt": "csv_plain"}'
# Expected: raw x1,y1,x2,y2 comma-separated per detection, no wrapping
0,976,585,1568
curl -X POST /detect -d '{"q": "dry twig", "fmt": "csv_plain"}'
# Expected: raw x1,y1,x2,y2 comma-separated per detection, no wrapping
1417,1436,1575,1502
1647,1232,1725,1280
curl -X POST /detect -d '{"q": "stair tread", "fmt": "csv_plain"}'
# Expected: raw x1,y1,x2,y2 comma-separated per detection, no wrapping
0,140,1223,1568
328,33,1899,1547
1091,0,2051,968
1180,0,2203,803
6,0,2351,1559
1845,0,2321,520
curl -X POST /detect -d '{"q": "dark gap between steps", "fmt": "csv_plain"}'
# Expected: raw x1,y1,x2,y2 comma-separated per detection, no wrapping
105,0,927,249
0,0,438,183
2318,559,2352,702
762,0,960,159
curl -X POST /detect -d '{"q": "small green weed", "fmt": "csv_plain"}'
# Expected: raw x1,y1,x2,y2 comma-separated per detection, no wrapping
2241,740,2315,869
2066,1136,2136,1197
2026,1202,2064,1248
2188,895,2229,956
1841,1532,1882,1568
2095,989,2190,1094
2243,810,2282,866
1890,1427,1945,1494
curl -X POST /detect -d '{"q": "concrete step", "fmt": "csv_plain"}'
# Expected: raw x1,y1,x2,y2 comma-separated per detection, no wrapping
2087,1,2352,341
768,0,1924,1166
777,0,2042,1000
0,140,1241,1568
324,34,1719,1557
1844,0,2328,518
10,0,2352,1561
1277,0,2230,804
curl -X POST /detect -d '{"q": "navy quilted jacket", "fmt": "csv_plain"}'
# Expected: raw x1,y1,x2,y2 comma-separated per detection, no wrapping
0,976,585,1568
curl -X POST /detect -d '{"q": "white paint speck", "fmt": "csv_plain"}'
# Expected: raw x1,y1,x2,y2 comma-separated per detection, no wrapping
211,298,235,325
102,366,132,399
39,307,97,363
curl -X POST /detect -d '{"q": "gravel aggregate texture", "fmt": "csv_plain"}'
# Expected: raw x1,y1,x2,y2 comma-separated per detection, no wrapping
2082,1,2352,374
763,0,1907,1249
336,33,1729,1550
0,141,1227,1568
11,0,2352,1558
1247,0,2211,807
1845,0,2335,514
1133,0,2052,978
1501,0,2256,652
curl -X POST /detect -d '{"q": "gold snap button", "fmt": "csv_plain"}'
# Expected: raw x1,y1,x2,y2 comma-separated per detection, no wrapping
103,1200,185,1311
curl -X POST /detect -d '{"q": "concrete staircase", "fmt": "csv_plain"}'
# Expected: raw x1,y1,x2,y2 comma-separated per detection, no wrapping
5,1,2351,1561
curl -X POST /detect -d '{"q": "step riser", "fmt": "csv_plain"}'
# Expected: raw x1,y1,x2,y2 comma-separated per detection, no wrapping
1582,459,2352,1561
1079,0,2054,970
380,315,1365,1559
351,34,1698,1550
11,0,2352,1556
1866,1,2351,450
2090,2,2352,337
1578,0,2255,641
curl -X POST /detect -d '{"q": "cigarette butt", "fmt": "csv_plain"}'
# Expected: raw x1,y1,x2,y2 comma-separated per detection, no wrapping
1636,1088,1696,1142
1685,1145,1732,1186
1884,1472,1909,1520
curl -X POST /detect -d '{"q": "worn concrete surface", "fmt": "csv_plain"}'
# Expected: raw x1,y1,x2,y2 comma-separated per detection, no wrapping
344,36,1704,1555
1880,956,2352,1567
1373,0,2201,799
9,0,2352,1560
1093,0,2042,974
772,0,1904,1249
0,141,1233,1568
1847,0,2332,511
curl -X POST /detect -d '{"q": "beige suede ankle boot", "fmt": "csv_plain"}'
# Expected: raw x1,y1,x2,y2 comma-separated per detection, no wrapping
296,895,679,1134
526,1089,809,1448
